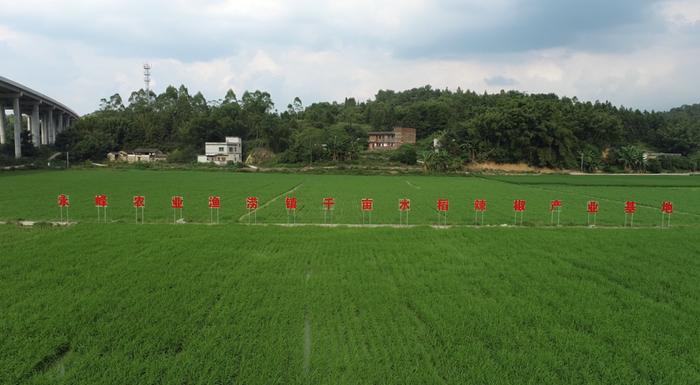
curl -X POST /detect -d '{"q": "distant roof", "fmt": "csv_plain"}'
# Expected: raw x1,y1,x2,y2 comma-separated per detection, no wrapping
368,131,396,135
206,137,241,145
645,152,682,156
132,148,162,154
368,127,416,135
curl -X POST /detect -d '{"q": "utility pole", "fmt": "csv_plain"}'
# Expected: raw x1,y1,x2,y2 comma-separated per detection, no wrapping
580,152,584,173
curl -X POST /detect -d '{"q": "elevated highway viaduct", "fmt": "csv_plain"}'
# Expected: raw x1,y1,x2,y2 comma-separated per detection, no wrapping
0,76,80,159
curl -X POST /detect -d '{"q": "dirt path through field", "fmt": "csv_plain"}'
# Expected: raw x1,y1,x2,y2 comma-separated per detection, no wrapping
405,180,422,189
238,182,304,222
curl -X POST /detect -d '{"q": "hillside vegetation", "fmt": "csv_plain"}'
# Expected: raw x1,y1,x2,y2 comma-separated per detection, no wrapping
13,86,699,171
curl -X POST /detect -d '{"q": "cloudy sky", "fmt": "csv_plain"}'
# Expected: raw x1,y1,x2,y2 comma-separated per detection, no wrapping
1,0,699,114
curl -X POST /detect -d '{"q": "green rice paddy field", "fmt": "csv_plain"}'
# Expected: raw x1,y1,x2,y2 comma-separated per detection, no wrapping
1,170,699,384
1,170,700,226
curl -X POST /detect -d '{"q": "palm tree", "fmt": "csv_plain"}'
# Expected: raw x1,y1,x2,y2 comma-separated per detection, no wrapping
419,151,435,172
618,145,645,172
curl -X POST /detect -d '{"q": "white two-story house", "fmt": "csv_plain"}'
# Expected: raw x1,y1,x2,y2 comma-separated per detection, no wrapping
197,137,242,165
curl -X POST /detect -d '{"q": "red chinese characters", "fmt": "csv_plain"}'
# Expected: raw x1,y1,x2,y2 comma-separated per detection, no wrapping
323,197,335,211
246,196,258,210
474,199,487,212
57,193,71,223
171,196,184,209
587,201,599,214
208,196,221,209
660,200,673,228
513,199,526,212
437,199,449,212
661,201,673,214
133,195,145,208
550,200,562,211
285,197,297,210
94,194,108,207
624,201,637,214
361,198,374,211
399,198,411,212
57,194,70,208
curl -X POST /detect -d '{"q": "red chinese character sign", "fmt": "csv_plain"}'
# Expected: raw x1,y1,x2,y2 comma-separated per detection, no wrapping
58,194,70,208
513,199,526,225
550,199,562,226
587,200,599,226
473,199,486,225
95,194,108,223
661,201,673,214
661,201,673,228
209,196,221,224
436,199,449,225
94,194,107,207
245,196,258,224
322,197,335,224
246,196,258,210
399,198,410,225
624,201,636,227
133,196,145,208
171,196,184,223
133,195,145,224
57,194,70,223
285,196,297,224
360,198,374,224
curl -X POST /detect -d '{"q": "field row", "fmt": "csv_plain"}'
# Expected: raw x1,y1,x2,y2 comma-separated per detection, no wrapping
1,170,699,227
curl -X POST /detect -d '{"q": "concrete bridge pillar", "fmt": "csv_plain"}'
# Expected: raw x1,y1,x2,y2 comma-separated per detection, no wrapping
31,104,40,147
0,106,6,145
40,112,47,145
13,97,21,158
48,108,54,145
57,112,64,136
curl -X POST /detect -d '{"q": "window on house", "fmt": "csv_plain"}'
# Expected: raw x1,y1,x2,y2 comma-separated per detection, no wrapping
228,146,233,153
219,147,224,152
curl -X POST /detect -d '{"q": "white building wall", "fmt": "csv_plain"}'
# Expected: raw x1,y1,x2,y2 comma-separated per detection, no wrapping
205,142,227,156
200,137,242,164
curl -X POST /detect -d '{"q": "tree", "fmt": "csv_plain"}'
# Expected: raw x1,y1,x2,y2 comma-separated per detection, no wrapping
286,126,325,164
391,144,417,165
99,93,125,112
48,83,700,172
617,145,645,172
241,90,274,142
292,97,303,114
578,145,601,172
223,89,238,104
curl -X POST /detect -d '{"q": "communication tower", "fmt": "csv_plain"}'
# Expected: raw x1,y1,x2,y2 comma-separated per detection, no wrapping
143,63,152,100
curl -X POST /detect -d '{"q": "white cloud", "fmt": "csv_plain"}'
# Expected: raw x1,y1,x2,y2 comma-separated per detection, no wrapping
0,0,698,114
660,0,700,23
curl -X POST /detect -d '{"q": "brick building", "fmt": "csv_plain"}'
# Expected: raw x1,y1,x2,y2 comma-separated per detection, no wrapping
367,127,416,151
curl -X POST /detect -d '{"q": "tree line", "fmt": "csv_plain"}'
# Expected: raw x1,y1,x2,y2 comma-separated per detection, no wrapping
42,85,700,171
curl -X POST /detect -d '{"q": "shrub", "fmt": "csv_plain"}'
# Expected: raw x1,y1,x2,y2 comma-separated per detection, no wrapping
390,144,418,165
167,147,197,163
